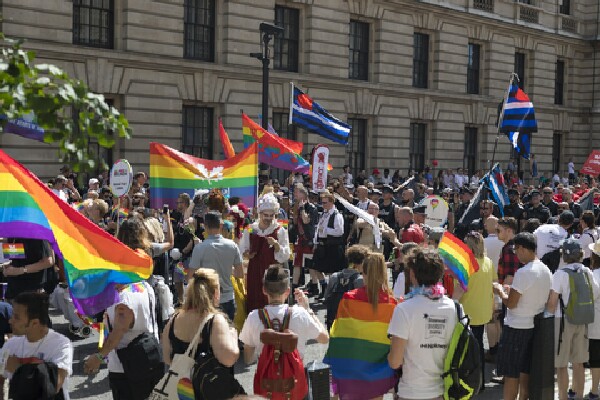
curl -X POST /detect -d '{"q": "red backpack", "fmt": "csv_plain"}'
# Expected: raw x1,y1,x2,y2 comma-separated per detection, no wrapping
254,307,308,400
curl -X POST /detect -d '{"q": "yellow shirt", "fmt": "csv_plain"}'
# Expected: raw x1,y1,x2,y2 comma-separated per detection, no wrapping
457,256,497,326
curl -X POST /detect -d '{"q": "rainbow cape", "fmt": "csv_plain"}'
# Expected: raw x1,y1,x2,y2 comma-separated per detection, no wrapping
438,231,480,290
323,288,398,399
0,150,153,315
149,142,258,209
242,113,310,173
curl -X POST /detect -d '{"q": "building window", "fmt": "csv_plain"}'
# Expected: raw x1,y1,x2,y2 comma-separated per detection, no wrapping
73,0,114,49
467,43,481,94
552,132,562,174
413,33,429,89
514,52,526,90
555,60,565,105
271,112,297,184
348,20,369,81
274,6,299,72
346,118,367,177
184,0,216,61
409,123,426,173
560,0,570,15
464,128,478,176
182,106,213,158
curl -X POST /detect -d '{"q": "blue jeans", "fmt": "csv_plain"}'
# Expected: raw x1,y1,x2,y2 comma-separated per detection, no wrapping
220,299,236,321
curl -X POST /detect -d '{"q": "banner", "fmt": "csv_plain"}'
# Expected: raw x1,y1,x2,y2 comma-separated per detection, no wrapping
581,150,600,176
419,195,449,228
311,145,329,192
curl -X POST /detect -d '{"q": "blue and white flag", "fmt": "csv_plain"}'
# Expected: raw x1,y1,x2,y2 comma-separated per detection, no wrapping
506,131,531,160
484,164,509,217
498,83,537,160
289,83,350,145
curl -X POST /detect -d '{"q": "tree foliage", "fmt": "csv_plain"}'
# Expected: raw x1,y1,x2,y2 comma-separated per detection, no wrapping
0,36,131,173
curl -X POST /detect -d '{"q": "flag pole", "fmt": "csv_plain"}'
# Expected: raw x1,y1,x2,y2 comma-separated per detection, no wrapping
289,82,294,125
490,73,519,170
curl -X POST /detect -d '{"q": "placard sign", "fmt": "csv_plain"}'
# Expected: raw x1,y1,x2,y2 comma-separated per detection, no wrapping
420,195,449,228
311,145,330,192
110,159,133,197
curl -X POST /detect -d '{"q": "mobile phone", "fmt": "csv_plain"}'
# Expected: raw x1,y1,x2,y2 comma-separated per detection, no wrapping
163,204,169,214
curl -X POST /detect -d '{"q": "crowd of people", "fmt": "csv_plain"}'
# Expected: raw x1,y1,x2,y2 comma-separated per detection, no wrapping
1,158,600,400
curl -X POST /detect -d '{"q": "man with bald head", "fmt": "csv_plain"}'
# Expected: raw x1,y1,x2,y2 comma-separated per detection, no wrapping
484,216,504,272
395,207,424,244
401,188,415,208
561,188,582,219
354,185,372,210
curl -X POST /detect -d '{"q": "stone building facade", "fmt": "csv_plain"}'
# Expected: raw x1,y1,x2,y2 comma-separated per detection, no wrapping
0,0,599,182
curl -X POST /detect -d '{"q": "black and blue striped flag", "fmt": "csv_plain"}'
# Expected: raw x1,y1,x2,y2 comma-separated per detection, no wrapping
498,84,537,159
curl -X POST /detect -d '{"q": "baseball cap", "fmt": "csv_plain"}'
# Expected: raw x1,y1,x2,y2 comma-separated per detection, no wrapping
371,189,382,195
413,205,427,214
558,210,575,226
382,185,394,194
530,189,541,196
372,168,380,175
561,238,581,255
89,178,99,185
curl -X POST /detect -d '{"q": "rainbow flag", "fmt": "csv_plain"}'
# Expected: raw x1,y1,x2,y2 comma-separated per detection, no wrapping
277,219,288,229
0,150,153,315
438,232,480,290
242,113,310,173
323,288,398,399
219,118,236,159
149,142,258,210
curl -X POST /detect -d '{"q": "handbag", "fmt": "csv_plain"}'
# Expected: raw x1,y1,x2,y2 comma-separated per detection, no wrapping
150,314,212,400
112,289,165,400
191,316,244,400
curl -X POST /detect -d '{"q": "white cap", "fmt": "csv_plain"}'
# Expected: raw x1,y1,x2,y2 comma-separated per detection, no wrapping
89,178,99,185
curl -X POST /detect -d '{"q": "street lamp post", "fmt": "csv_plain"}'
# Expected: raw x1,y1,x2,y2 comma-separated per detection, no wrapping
251,23,283,182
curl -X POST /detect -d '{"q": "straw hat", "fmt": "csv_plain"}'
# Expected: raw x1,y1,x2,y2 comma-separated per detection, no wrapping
589,241,600,257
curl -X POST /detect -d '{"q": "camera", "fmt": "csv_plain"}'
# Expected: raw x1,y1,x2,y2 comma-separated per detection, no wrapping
163,204,169,214
259,23,284,35
143,183,149,189
193,195,201,205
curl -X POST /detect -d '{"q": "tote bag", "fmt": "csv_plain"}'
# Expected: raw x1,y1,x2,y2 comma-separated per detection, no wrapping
149,314,212,400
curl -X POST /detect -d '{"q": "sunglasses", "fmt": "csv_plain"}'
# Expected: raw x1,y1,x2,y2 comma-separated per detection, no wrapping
261,213,275,218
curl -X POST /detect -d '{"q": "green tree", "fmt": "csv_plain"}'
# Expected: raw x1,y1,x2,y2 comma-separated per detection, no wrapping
0,37,131,173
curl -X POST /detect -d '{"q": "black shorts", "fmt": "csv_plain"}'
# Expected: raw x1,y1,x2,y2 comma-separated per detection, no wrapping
497,326,534,378
589,339,600,368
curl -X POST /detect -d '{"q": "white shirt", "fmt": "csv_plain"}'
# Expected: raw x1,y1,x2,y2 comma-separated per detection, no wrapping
568,162,575,174
550,263,599,317
315,208,344,240
455,174,464,189
238,221,291,264
588,268,600,339
239,304,321,361
3,329,73,400
470,175,479,186
578,229,599,260
388,296,458,399
106,282,158,373
484,234,504,272
52,188,68,203
393,272,406,299
505,259,552,329
356,199,371,211
443,173,451,188
381,175,393,185
342,172,354,188
553,174,561,184
533,224,568,259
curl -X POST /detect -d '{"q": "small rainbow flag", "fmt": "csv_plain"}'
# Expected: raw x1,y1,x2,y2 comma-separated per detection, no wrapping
277,219,288,229
0,150,153,315
324,288,398,399
2,243,25,259
219,118,236,159
150,142,258,210
438,232,480,291
175,262,187,278
111,206,129,220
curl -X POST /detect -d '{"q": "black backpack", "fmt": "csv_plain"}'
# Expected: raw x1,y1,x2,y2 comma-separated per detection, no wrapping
541,248,561,273
9,361,64,400
324,270,360,330
441,302,482,399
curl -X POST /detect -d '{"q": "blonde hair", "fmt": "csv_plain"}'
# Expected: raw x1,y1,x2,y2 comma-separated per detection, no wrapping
184,268,219,314
362,252,392,312
92,199,109,215
144,217,165,243
464,232,485,259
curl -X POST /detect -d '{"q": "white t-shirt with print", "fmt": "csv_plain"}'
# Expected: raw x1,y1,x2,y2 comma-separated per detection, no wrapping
239,304,321,362
106,282,158,373
484,234,504,272
588,269,600,339
550,263,599,318
568,162,575,174
533,224,568,259
505,259,552,329
387,295,458,399
3,329,73,400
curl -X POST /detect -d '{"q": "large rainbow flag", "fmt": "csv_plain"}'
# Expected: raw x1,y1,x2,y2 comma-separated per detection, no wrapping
150,142,258,209
323,288,398,400
0,149,153,315
438,231,480,290
242,113,310,173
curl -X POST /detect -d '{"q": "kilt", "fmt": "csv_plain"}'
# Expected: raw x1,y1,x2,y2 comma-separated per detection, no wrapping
312,237,346,274
294,237,313,268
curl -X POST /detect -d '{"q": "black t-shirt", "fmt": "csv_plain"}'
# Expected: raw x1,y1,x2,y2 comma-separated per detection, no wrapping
378,200,397,229
5,238,50,299
171,211,194,256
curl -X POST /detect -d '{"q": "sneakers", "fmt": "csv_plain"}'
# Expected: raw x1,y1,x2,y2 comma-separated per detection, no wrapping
587,392,600,400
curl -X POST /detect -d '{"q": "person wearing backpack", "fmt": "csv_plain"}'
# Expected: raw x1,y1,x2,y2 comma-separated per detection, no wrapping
545,239,600,400
586,241,600,400
493,232,552,400
579,211,599,268
388,249,458,400
534,210,573,272
323,245,366,331
325,252,399,399
239,265,328,399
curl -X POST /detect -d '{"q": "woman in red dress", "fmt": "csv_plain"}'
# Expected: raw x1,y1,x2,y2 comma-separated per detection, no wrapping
239,194,291,312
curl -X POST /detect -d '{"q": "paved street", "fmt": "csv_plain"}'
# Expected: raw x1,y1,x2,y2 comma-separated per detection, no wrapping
52,296,591,400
